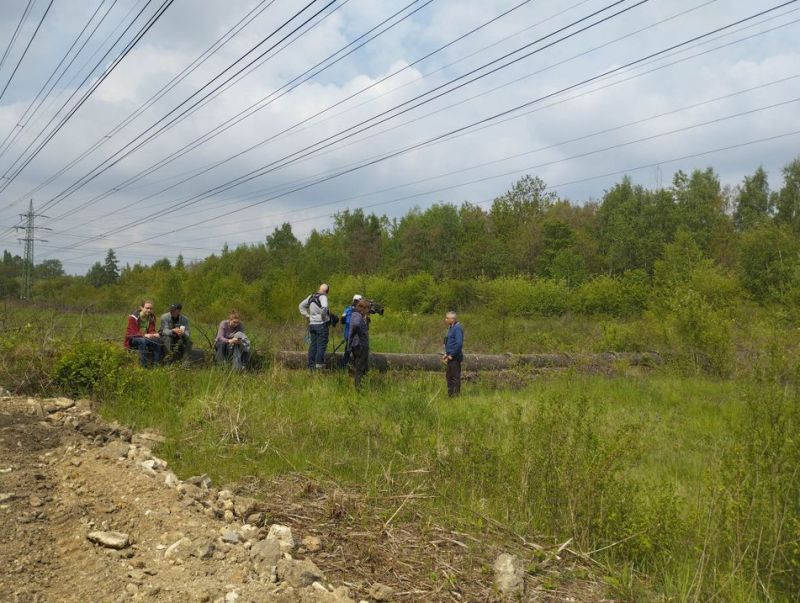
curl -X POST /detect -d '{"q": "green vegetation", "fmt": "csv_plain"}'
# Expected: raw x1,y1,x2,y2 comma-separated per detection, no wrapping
2,162,799,599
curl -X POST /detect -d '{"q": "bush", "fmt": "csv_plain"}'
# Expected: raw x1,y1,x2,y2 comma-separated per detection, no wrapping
573,272,648,317
480,277,568,316
54,342,133,398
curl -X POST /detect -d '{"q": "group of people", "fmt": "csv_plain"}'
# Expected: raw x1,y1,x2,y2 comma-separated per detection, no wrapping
298,283,464,395
124,302,250,370
123,285,465,396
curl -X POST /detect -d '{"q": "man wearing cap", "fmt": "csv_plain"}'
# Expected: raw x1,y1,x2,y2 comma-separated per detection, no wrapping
298,283,331,370
160,303,192,363
339,294,363,368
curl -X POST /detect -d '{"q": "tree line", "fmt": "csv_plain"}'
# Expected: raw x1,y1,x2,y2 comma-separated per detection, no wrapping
7,157,800,317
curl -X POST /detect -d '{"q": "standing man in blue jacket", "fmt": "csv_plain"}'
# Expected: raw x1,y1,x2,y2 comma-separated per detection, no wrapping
443,311,464,397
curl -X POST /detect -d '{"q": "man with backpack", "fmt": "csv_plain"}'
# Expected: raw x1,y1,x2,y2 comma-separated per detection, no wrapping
299,283,332,370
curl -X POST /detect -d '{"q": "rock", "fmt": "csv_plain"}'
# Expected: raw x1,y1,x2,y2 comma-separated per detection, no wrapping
87,531,130,549
276,558,324,588
267,524,295,553
238,524,259,542
217,490,234,501
245,511,265,526
100,441,131,460
43,397,75,413
164,537,193,560
78,421,111,439
368,583,394,602
29,495,43,507
250,538,281,567
178,483,206,502
302,535,322,553
221,530,241,545
132,429,165,447
493,553,525,597
186,474,211,490
192,540,215,560
223,510,235,524
224,592,239,603
233,496,261,519
164,471,179,488
0,493,16,503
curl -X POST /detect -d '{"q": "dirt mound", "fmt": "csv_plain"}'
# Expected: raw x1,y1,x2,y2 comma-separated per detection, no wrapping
0,395,604,602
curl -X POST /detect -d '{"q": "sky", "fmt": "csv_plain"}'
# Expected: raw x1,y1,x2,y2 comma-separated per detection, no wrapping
0,0,798,274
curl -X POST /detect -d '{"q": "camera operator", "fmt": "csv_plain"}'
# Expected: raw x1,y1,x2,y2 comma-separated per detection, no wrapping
340,294,363,368
348,298,371,389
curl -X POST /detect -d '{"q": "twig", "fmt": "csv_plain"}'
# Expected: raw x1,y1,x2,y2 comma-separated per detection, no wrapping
382,484,421,532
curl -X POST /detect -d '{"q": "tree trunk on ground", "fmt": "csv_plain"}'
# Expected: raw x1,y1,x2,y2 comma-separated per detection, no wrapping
275,351,662,372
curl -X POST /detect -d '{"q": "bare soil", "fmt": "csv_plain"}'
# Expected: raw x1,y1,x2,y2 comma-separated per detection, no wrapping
0,395,608,602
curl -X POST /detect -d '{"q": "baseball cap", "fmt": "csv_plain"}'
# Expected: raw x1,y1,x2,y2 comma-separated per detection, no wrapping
170,303,182,310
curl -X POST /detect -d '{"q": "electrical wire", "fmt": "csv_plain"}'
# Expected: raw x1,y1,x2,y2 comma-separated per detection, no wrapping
0,0,55,104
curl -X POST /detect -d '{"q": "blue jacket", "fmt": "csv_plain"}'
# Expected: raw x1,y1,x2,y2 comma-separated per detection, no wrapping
342,305,355,339
445,322,464,361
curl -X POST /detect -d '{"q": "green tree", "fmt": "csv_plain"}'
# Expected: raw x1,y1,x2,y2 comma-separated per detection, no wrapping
34,259,64,280
737,223,800,300
103,249,120,284
672,168,728,253
734,166,773,230
775,158,800,232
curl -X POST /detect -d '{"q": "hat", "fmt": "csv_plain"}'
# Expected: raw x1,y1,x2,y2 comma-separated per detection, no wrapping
170,303,182,310
352,294,363,302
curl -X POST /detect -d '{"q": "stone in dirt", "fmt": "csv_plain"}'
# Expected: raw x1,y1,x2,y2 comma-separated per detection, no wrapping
0,492,17,503
87,530,130,549
132,429,165,446
43,397,75,413
192,540,215,560
221,530,241,545
367,583,394,602
276,558,325,588
100,440,131,460
164,537,193,560
302,535,322,552
494,553,525,597
250,538,281,567
186,473,212,490
267,524,295,553
238,524,259,542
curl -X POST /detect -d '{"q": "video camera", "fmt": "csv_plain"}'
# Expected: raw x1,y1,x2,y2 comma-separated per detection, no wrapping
367,299,384,316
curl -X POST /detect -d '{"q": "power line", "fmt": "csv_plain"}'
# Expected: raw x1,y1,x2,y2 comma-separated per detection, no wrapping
52,0,653,244
48,2,799,256
0,0,175,197
0,0,35,75
0,0,112,161
30,0,343,213
5,0,280,207
0,0,55,104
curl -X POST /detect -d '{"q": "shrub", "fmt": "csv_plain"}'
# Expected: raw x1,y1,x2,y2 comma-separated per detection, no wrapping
573,273,647,317
54,342,133,398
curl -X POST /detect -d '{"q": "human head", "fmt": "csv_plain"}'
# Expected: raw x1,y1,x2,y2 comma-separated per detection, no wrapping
356,299,370,316
445,311,457,326
140,300,154,316
170,302,182,317
352,294,363,306
228,309,241,329
318,283,329,294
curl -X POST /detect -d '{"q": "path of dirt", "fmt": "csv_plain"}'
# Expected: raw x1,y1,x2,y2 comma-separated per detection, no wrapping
0,395,608,602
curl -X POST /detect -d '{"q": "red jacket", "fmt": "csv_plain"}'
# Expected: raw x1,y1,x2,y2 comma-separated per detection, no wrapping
124,311,156,348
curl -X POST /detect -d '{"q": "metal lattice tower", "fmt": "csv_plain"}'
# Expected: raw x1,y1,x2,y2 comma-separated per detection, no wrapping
15,200,50,300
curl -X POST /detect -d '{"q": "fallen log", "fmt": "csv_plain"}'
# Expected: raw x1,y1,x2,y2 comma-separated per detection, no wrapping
275,351,662,372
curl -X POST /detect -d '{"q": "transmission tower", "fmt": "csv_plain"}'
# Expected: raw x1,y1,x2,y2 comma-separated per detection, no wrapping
15,200,50,300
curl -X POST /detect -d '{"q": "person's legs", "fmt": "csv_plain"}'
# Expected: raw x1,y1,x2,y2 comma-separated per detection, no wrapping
161,335,173,361
307,326,318,369
353,348,368,389
131,337,147,367
314,325,329,368
446,359,461,396
340,344,351,369
215,341,228,364
182,337,193,362
149,339,162,366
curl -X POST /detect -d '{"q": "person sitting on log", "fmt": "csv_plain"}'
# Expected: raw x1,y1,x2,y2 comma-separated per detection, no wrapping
124,300,162,367
160,303,192,363
215,310,250,371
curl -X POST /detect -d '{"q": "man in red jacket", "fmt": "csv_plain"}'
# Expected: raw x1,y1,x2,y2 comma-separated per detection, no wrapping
125,300,162,367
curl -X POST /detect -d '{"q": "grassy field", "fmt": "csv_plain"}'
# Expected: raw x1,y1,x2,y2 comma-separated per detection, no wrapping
1,302,798,600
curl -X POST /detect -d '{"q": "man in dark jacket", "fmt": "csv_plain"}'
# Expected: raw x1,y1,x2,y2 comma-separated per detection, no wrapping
443,311,464,397
348,299,370,389
160,303,192,363
340,294,362,368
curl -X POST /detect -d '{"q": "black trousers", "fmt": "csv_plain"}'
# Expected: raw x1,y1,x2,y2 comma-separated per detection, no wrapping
445,358,461,397
351,346,369,388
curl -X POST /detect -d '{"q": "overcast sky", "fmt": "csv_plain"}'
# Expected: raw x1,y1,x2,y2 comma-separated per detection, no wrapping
0,0,798,273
